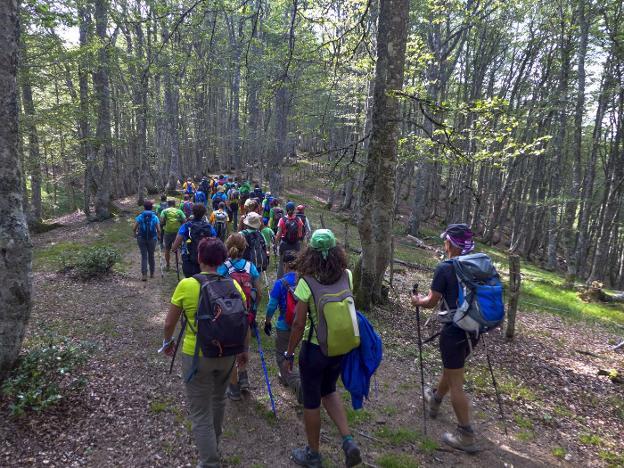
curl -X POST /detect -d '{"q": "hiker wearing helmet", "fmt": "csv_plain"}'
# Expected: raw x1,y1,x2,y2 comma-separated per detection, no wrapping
264,250,303,403
285,229,362,468
133,200,161,281
295,205,312,242
162,237,248,468
274,201,304,279
411,223,479,453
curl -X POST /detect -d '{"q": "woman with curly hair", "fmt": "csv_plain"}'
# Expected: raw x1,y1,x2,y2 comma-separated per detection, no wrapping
217,232,262,400
285,229,362,468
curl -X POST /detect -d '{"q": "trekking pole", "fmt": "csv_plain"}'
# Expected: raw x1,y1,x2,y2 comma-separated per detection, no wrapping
158,243,164,279
482,334,508,435
252,322,277,417
169,317,186,374
174,250,180,282
412,283,427,436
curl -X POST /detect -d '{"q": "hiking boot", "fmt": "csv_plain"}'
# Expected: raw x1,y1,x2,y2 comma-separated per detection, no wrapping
292,446,322,468
226,383,241,401
442,426,478,454
150,272,154,278
141,273,147,281
424,385,441,419
278,371,288,386
342,438,362,467
238,370,250,392
295,383,304,405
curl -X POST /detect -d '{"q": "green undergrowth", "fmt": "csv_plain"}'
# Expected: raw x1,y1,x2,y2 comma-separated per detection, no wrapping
34,215,136,272
1,333,94,417
377,452,420,468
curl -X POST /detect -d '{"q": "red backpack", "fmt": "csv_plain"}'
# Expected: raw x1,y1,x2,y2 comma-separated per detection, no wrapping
224,260,256,324
280,277,298,326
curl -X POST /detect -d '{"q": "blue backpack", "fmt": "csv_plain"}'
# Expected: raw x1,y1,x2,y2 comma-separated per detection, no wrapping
195,191,207,205
139,212,158,240
444,253,504,335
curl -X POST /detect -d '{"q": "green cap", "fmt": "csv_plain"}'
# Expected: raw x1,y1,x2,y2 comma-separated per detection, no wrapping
310,229,336,259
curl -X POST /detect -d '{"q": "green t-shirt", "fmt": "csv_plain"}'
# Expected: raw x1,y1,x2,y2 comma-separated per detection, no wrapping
261,226,274,247
294,269,353,346
161,207,186,234
171,273,246,356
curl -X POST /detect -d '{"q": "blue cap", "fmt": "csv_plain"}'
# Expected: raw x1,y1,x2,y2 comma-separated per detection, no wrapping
286,201,296,212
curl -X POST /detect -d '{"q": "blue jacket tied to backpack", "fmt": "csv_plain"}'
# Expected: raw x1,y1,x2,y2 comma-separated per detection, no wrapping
341,312,383,410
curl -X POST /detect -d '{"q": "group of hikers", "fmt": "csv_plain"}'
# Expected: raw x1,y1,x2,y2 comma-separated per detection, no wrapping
133,175,505,467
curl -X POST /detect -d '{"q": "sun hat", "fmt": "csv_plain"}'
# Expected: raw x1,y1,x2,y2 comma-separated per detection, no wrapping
296,204,305,212
243,212,263,229
310,229,336,259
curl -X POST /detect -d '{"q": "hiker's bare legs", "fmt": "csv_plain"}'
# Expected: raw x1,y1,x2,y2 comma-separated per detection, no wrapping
322,392,350,437
304,408,322,452
164,248,171,267
442,368,471,426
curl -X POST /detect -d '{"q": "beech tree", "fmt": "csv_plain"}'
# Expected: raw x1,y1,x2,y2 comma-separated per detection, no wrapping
356,0,410,309
0,0,32,382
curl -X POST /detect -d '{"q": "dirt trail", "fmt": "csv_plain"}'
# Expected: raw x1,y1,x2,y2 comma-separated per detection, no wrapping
2,198,622,467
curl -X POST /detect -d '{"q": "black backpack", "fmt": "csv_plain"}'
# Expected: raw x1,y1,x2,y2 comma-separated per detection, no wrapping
199,179,210,194
185,274,248,382
243,230,269,272
186,220,214,264
296,213,308,237
214,211,228,241
230,190,240,207
284,217,301,244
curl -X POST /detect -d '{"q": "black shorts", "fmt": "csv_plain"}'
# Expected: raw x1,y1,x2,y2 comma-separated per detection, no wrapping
439,325,479,370
299,341,344,409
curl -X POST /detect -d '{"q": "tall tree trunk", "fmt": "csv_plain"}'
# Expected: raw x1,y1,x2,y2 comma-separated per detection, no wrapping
356,0,409,310
19,48,43,224
78,3,95,217
162,23,180,192
92,0,113,220
0,0,32,382
269,86,289,195
563,0,589,286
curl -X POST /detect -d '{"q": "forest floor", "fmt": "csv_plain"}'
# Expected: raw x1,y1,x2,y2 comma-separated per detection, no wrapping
1,194,624,468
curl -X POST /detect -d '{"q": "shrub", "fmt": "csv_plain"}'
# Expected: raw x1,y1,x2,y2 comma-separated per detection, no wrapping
64,246,120,279
1,336,92,417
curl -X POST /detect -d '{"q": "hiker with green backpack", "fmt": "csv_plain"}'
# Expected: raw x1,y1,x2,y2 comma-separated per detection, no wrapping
264,250,302,403
133,200,162,281
160,199,186,271
285,229,362,468
411,223,504,453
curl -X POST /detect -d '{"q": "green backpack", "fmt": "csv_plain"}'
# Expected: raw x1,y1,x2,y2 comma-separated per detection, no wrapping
304,272,360,357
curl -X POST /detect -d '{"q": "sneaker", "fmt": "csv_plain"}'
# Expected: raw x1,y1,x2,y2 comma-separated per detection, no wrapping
342,438,362,467
226,383,241,401
238,370,250,391
292,446,322,468
442,426,478,454
424,386,441,419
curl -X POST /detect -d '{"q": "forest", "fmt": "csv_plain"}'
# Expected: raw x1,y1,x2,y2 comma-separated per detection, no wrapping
1,0,624,466
10,0,624,288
